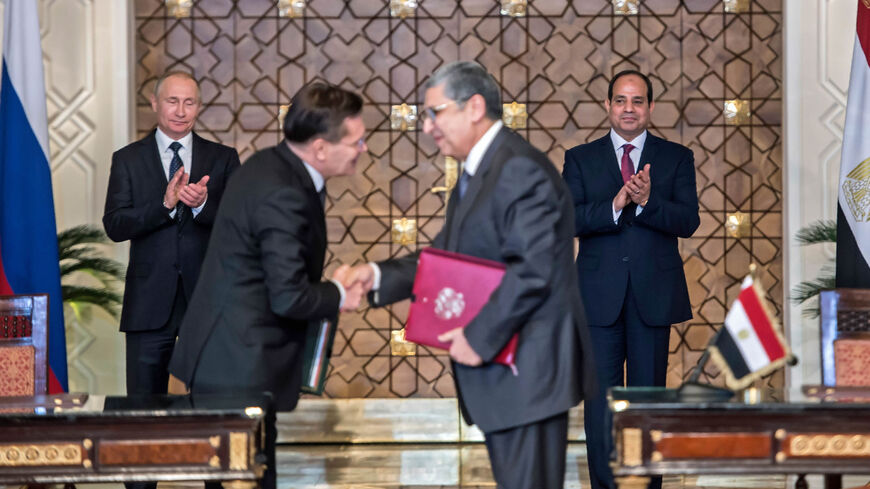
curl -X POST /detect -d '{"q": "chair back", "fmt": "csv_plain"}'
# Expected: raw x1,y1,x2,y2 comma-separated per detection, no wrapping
820,288,870,386
0,294,48,395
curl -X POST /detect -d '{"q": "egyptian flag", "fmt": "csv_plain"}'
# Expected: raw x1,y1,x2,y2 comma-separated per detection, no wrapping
710,275,793,390
0,0,68,393
837,0,870,288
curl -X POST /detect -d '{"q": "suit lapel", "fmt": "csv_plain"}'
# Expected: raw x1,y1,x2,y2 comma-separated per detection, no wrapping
277,143,326,241
638,133,659,174
598,135,624,189
449,128,509,239
188,132,208,185
142,130,169,187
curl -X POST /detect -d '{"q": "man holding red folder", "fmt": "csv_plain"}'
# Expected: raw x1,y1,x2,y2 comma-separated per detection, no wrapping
346,61,595,489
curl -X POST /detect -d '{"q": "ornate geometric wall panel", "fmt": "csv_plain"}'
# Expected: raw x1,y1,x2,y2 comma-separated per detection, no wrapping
136,0,783,397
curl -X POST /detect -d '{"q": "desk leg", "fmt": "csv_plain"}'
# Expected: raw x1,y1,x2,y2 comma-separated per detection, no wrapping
796,474,807,489
615,476,651,489
824,474,842,489
221,481,257,489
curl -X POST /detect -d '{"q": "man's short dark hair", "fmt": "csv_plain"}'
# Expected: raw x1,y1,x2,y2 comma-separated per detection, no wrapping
153,71,201,103
607,70,654,103
283,82,363,144
424,61,503,120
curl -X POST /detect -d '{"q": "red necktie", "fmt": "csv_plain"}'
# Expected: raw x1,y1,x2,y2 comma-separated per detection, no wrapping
620,143,635,184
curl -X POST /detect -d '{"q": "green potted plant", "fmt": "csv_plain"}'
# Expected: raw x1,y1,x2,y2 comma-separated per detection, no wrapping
790,219,836,318
58,225,124,321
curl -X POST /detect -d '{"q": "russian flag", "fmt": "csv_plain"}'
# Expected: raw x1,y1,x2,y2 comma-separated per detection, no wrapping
1,0,68,393
836,1,870,287
711,275,792,390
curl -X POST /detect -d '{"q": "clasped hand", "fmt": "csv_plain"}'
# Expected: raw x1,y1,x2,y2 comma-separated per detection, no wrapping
613,163,651,211
331,264,374,313
330,264,482,366
164,168,210,209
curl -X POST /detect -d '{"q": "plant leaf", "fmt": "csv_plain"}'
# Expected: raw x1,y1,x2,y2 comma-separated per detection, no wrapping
795,220,836,246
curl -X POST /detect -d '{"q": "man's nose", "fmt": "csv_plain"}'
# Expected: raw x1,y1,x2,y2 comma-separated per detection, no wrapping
422,117,434,134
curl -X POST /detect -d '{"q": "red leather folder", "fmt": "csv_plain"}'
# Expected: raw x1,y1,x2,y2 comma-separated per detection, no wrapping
405,248,518,374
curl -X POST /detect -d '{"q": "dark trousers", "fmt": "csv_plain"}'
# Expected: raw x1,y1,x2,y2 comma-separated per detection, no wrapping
124,279,186,489
484,411,569,489
584,285,670,489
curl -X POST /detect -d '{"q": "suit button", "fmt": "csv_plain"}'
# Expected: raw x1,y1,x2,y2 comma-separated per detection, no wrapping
622,256,629,262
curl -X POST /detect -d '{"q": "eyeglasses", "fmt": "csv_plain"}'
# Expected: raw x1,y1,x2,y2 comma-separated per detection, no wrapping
338,137,366,150
421,101,457,122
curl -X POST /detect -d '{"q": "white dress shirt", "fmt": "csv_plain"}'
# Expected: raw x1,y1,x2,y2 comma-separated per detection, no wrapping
155,128,206,218
609,128,648,222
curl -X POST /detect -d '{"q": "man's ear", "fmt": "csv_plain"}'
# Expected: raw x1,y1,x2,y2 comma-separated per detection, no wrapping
150,94,158,112
469,94,488,123
311,138,328,161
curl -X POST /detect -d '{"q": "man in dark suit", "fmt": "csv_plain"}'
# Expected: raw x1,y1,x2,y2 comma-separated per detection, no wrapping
346,61,594,489
168,82,366,489
562,70,700,489
103,71,240,400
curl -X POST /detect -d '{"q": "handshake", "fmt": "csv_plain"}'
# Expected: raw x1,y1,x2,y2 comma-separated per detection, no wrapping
331,264,376,312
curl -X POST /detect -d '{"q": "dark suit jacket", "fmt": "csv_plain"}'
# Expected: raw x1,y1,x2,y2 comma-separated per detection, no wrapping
103,130,240,332
562,133,699,327
372,127,594,433
168,142,341,411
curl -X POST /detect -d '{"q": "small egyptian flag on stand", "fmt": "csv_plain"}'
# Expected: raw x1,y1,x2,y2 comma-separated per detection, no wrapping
709,274,795,390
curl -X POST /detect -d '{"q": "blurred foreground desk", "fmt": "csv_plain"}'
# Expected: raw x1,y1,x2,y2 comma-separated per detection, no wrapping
610,387,870,489
0,394,270,488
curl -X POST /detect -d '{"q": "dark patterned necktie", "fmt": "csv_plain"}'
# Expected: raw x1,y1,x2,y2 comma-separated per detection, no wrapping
319,186,327,208
620,143,635,184
457,170,471,199
168,141,185,222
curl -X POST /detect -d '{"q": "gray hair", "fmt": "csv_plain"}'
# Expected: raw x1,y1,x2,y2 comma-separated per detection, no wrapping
424,61,502,120
153,71,201,103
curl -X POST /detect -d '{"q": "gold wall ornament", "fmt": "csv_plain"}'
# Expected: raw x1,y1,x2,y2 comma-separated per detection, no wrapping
165,0,193,18
0,443,82,466
725,211,750,238
502,102,528,129
390,0,417,18
723,0,750,13
841,156,870,222
612,0,639,15
500,0,527,17
229,432,248,470
390,104,418,132
391,218,417,245
723,99,751,125
277,0,305,18
390,328,417,356
278,104,291,131
430,157,460,206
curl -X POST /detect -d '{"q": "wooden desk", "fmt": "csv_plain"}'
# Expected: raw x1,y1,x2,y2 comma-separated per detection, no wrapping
610,387,870,489
0,394,270,488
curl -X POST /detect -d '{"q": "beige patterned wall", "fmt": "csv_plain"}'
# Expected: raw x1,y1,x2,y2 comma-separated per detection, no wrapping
135,0,784,397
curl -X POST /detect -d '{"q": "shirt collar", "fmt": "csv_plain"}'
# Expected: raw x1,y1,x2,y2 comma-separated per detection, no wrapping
463,120,503,176
301,160,325,192
609,128,647,154
155,128,194,154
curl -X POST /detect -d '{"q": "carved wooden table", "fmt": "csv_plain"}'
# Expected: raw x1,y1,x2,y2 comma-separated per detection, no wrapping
610,387,870,489
0,394,270,488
